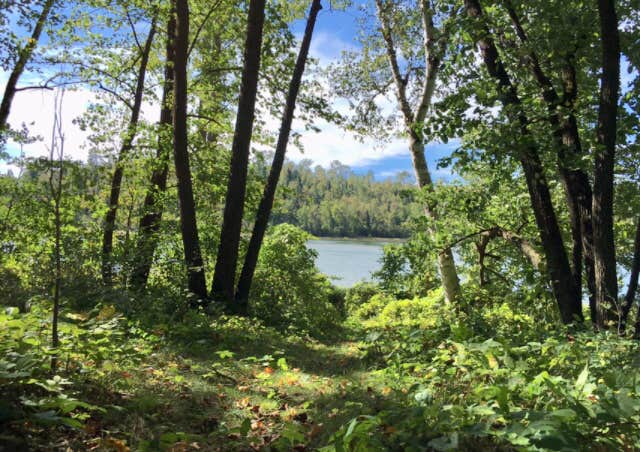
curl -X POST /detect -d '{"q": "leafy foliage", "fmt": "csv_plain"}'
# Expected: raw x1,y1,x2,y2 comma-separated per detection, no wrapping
250,224,343,339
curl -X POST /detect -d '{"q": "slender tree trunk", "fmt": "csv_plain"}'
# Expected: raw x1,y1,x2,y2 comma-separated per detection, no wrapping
130,15,176,289
559,61,597,318
211,0,266,305
235,0,322,312
101,16,157,284
464,0,582,323
0,0,55,134
375,0,460,302
49,91,64,374
173,0,208,302
620,218,640,332
593,0,620,328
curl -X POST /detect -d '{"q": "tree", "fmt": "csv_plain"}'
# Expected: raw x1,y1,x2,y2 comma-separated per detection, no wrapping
593,0,621,327
47,90,64,373
101,12,158,284
501,1,596,318
463,0,582,323
235,0,323,312
211,0,266,306
129,10,176,289
172,0,208,302
0,0,56,136
330,0,461,302
375,0,460,303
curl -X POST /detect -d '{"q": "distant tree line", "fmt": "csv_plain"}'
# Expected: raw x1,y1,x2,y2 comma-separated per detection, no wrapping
270,159,419,238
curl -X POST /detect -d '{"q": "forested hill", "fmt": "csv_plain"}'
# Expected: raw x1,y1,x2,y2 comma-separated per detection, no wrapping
270,160,419,238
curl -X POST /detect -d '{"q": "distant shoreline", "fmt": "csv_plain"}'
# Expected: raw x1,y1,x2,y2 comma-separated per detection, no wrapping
308,236,406,243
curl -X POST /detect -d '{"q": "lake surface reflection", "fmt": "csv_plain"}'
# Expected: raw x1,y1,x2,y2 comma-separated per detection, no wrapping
307,238,390,287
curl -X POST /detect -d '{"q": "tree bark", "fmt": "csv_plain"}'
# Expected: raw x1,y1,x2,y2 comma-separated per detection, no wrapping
504,1,595,315
409,135,460,302
211,0,266,306
101,15,157,284
593,0,620,328
375,0,460,302
464,0,582,323
235,0,322,312
129,13,176,289
172,0,208,302
0,0,55,135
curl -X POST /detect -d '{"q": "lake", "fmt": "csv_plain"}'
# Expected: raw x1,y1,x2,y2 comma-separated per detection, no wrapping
307,238,391,287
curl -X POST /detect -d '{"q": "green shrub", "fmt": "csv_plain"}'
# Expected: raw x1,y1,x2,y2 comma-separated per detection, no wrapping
344,282,379,314
249,224,342,340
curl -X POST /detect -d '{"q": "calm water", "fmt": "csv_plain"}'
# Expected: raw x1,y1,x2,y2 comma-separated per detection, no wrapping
307,238,389,287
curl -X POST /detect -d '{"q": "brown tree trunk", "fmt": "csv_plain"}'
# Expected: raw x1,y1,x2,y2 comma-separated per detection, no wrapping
130,14,176,289
620,218,640,332
101,15,157,284
173,0,208,302
593,0,620,328
0,0,55,134
211,0,266,306
235,0,322,312
464,0,582,323
504,2,595,316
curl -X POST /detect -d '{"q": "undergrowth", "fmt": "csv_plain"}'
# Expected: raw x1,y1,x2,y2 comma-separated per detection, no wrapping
1,285,640,451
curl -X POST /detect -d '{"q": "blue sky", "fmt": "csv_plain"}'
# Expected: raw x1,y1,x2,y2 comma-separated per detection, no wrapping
4,1,634,181
282,2,457,182
2,1,441,180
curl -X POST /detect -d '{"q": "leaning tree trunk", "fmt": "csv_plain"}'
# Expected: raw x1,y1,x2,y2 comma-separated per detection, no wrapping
211,0,266,306
593,0,620,328
464,0,582,323
235,0,322,313
620,218,640,332
129,14,176,289
0,0,55,135
172,0,208,302
101,15,157,284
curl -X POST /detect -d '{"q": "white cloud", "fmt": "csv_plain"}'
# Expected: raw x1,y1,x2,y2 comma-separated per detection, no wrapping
1,69,160,165
287,115,408,168
3,84,94,161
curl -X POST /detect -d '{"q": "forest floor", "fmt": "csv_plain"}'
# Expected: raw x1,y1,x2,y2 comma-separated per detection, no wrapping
1,306,401,451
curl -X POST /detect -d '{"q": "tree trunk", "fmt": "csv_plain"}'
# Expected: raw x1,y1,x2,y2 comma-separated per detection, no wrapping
48,90,64,374
593,0,620,328
101,15,157,284
0,0,55,134
504,2,595,316
464,0,582,323
620,218,640,332
129,14,175,289
408,136,460,302
173,0,208,302
235,0,322,312
211,0,266,305
375,0,461,302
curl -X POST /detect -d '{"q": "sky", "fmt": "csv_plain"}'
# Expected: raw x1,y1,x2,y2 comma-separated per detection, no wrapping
0,1,459,181
1,3,637,180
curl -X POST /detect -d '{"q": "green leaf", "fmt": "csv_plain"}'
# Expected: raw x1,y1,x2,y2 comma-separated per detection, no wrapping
575,364,589,389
